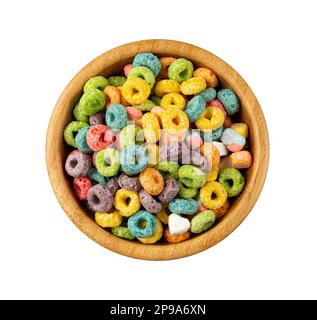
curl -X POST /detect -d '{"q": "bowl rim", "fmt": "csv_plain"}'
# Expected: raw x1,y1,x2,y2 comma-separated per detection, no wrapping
46,39,269,260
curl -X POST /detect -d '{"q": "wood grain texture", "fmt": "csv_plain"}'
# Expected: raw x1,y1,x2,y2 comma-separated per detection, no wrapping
46,39,269,260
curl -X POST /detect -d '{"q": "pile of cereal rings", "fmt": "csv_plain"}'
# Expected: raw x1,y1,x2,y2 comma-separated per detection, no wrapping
63,52,253,244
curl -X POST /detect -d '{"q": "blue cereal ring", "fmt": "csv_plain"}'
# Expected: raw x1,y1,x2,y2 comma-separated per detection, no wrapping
185,96,206,122
75,126,92,153
127,210,156,238
195,88,216,101
217,89,240,115
88,168,109,185
106,103,128,131
221,128,245,146
201,125,223,142
168,198,198,215
120,145,148,175
132,53,161,77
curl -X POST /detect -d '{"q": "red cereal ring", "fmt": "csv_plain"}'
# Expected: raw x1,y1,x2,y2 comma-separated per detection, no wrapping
86,125,114,152
73,177,92,200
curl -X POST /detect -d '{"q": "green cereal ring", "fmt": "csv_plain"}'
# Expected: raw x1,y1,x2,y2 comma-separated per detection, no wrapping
178,165,206,188
108,76,127,87
134,99,155,112
190,210,216,234
79,88,106,116
218,168,245,197
95,148,120,177
178,182,198,199
63,121,89,147
150,95,162,105
155,161,179,179
119,125,144,149
84,76,108,92
73,102,89,122
128,66,155,88
111,226,135,240
168,58,194,83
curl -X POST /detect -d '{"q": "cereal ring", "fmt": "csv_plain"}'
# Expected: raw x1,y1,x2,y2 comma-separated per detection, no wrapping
121,78,151,104
65,151,92,177
95,148,120,177
190,210,216,234
196,88,217,102
132,52,161,77
117,86,130,106
142,113,160,143
231,123,249,138
221,128,246,152
114,188,141,217
88,168,108,185
107,76,127,87
218,168,245,197
160,93,186,110
84,76,108,92
79,88,106,116
139,189,162,213
178,165,206,188
158,57,176,79
140,168,164,195
157,205,169,224
158,178,180,203
200,181,227,209
200,143,220,181
155,161,179,179
128,66,155,88
190,151,210,173
178,182,198,199
164,228,190,243
111,226,135,240
73,177,92,200
134,99,155,112
193,67,218,88
159,141,182,162
120,145,148,175
118,173,141,191
155,79,181,97
123,64,133,77
126,106,143,124
150,106,164,125
95,210,123,228
73,102,89,123
89,111,105,125
119,125,144,149
105,103,128,131
228,151,253,169
87,184,113,212
168,58,194,82
103,86,121,108
75,126,92,153
161,108,189,133
185,95,206,122
64,121,89,147
86,125,114,152
150,95,162,105
128,210,156,238
217,88,240,115
208,99,227,116
213,199,230,218
145,143,159,166
180,77,207,95
168,198,198,215
138,218,163,244
195,107,225,132
105,177,119,195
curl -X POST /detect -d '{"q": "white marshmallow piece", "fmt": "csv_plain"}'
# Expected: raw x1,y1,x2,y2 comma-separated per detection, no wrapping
168,213,190,236
212,141,228,157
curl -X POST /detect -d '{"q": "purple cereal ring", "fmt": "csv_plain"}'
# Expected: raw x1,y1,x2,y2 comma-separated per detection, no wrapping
87,184,113,212
118,173,142,191
65,151,92,177
105,177,119,195
159,141,182,162
191,151,210,173
139,189,162,213
89,111,105,125
158,178,180,203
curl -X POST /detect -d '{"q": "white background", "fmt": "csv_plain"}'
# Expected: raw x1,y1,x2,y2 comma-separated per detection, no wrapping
0,0,316,300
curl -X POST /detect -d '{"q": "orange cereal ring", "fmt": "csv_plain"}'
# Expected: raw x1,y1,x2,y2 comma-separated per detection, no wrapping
158,57,176,79
213,199,230,219
103,86,121,108
139,167,164,195
193,67,218,88
164,228,191,243
200,143,220,181
117,86,130,106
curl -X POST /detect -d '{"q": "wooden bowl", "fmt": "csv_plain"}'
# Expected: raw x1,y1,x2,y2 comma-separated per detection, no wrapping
46,39,269,260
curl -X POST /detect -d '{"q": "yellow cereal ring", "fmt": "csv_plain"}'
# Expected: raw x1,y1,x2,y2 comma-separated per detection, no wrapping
164,228,191,243
95,211,123,228
117,86,130,106
103,86,121,108
114,188,141,217
160,93,186,110
156,205,169,224
200,181,227,210
161,108,189,133
200,143,220,181
155,79,181,97
195,107,225,132
140,167,164,195
193,67,218,88
180,77,206,95
121,78,150,104
142,112,160,143
138,218,163,244
145,143,159,166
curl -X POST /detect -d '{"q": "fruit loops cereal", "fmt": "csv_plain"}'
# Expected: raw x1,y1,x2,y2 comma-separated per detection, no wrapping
63,52,253,244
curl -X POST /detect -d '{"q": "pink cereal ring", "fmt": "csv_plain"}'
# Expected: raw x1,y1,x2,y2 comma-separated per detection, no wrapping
86,125,114,152
126,106,143,122
198,203,208,213
208,99,227,117
73,177,92,200
227,143,244,152
70,149,93,162
124,64,133,77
